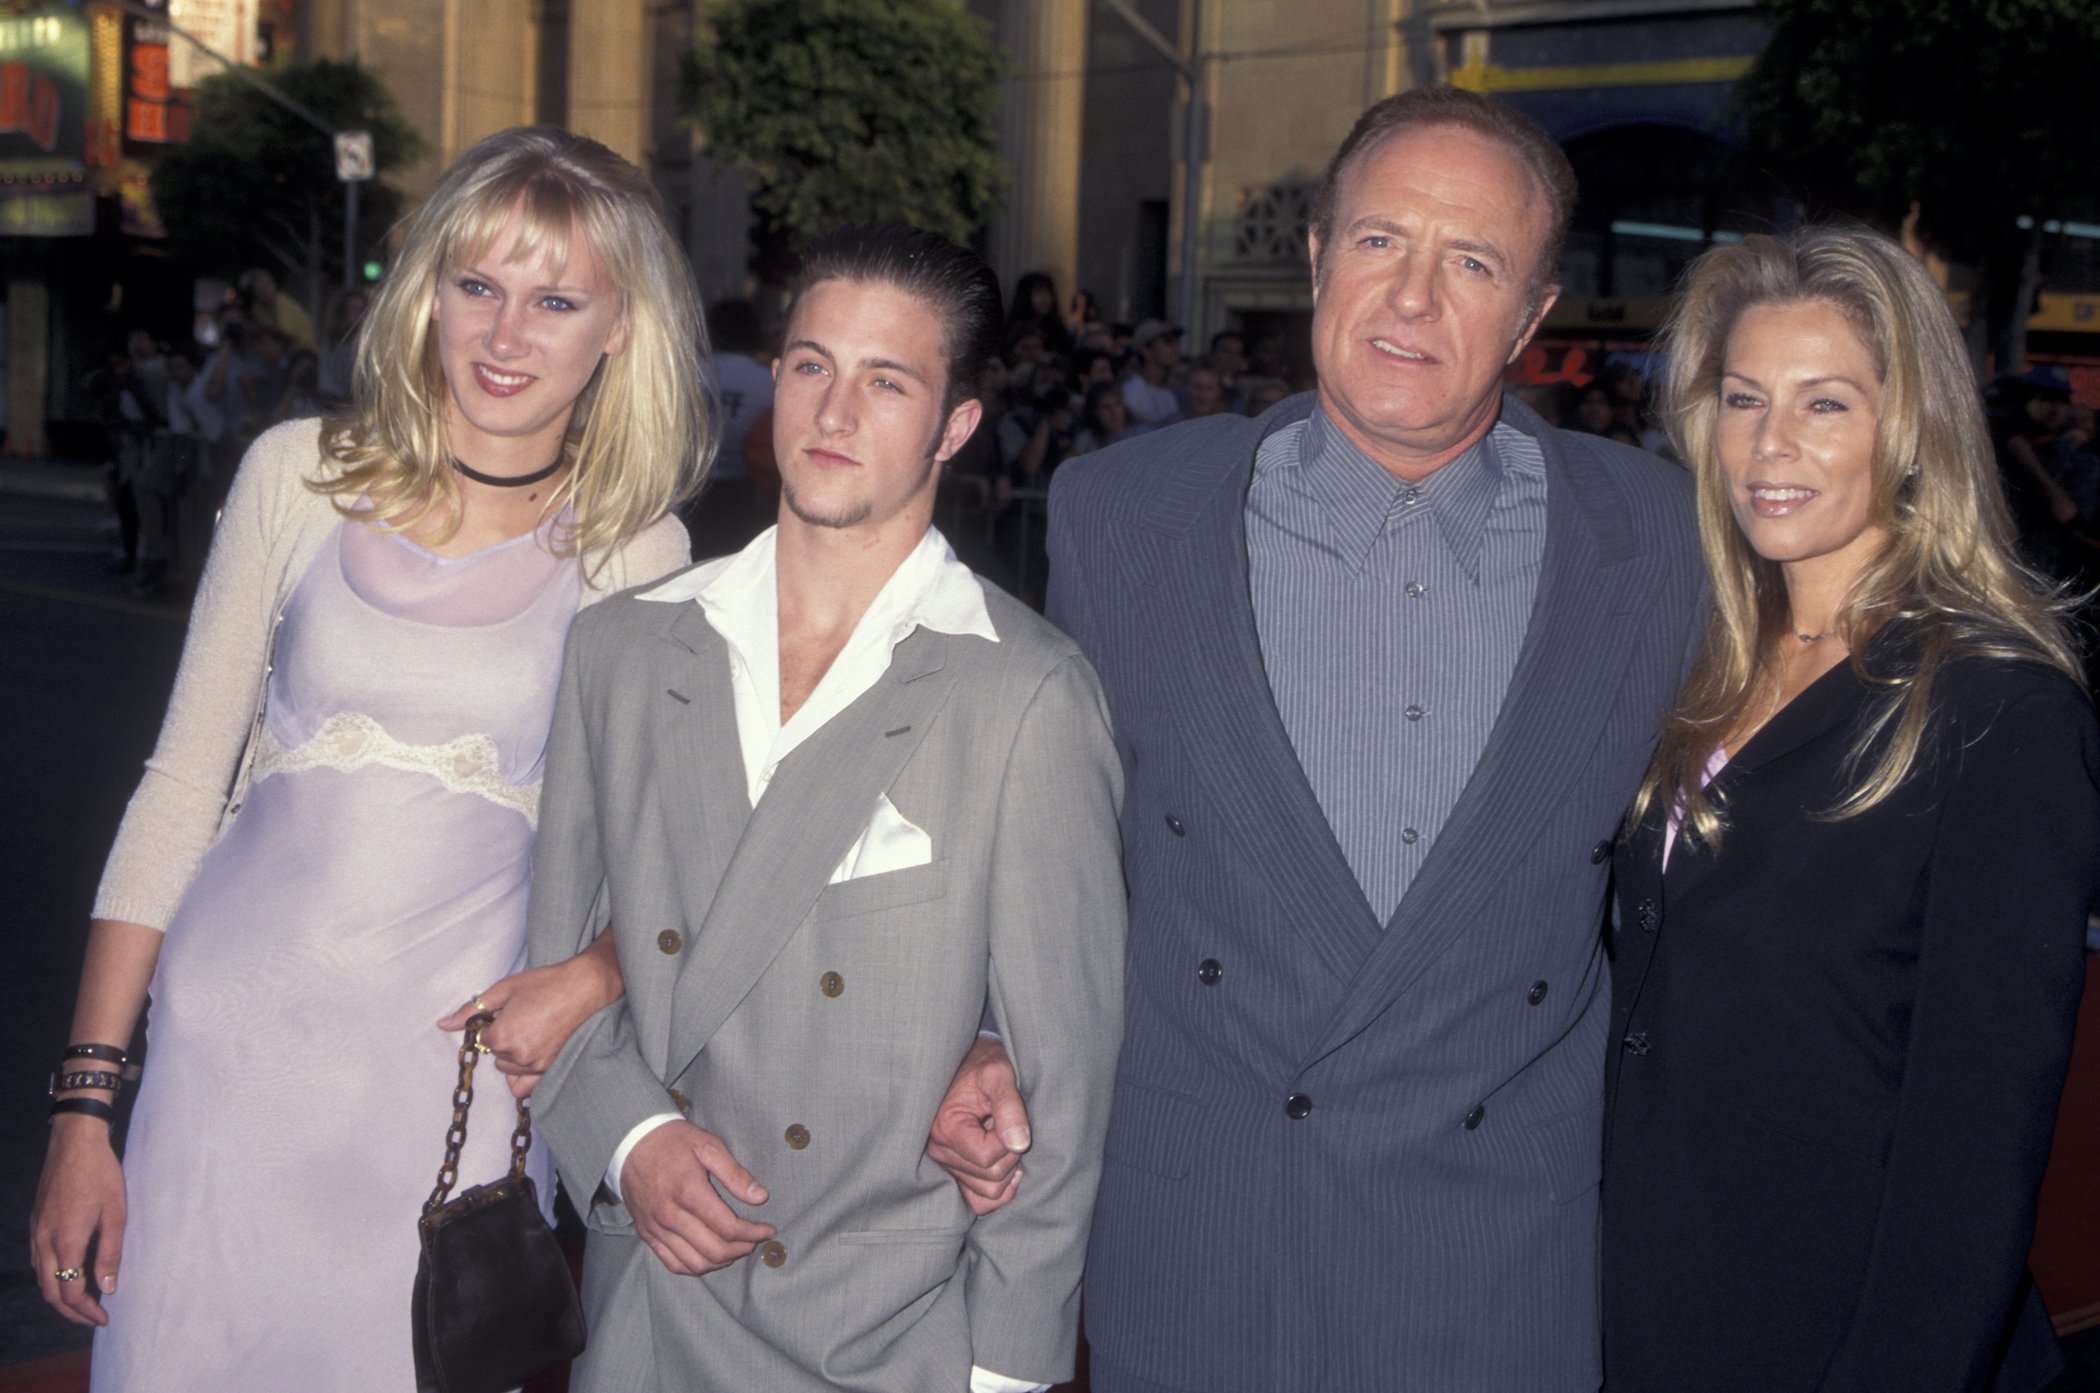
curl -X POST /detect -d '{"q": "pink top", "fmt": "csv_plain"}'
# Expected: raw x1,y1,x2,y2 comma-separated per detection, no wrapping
1661,744,1731,871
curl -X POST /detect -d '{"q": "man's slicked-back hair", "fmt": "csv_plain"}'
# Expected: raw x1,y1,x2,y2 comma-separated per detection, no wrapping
794,223,1003,412
1310,86,1578,297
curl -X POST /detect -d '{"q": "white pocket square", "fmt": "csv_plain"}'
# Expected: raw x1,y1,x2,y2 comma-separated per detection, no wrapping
829,793,933,884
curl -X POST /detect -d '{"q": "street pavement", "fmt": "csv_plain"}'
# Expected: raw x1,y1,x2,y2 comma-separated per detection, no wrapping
0,489,186,1366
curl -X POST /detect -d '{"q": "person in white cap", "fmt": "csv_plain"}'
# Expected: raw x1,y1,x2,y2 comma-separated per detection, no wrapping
1120,318,1184,427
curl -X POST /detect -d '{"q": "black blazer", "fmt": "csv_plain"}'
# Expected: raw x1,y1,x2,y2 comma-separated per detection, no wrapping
1603,642,2100,1393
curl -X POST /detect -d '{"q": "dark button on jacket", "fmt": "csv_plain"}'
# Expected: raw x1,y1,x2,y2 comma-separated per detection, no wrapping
1197,959,1222,986
1285,1093,1313,1120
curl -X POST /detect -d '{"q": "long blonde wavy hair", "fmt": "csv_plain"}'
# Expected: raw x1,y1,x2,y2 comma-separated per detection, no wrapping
314,125,713,564
1628,225,2084,849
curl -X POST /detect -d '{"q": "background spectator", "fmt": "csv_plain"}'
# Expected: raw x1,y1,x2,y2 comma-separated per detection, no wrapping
1184,363,1229,418
238,267,316,352
317,288,371,406
1122,318,1184,427
1006,271,1075,359
689,298,777,559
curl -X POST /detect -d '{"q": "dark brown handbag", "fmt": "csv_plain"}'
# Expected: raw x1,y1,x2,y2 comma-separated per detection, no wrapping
411,1012,587,1393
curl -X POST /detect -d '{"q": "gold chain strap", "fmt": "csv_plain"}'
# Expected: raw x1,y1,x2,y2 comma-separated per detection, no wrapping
423,1012,532,1217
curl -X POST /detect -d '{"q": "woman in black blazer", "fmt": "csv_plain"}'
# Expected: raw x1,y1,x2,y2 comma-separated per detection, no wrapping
1604,226,2100,1393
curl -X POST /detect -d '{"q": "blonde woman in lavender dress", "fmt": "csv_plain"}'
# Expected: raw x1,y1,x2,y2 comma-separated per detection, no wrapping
30,126,714,1390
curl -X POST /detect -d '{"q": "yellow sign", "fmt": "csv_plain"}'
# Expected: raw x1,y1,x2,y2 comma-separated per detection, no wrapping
2029,293,2100,334
1448,54,1755,95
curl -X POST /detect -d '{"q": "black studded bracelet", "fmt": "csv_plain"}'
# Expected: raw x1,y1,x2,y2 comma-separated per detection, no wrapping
50,1070,125,1095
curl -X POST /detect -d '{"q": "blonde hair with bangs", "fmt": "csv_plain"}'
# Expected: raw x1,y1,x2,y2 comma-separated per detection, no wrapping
315,125,713,565
1629,225,2084,849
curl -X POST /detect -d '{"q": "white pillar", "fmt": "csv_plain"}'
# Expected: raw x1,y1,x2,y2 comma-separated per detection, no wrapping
989,0,1086,302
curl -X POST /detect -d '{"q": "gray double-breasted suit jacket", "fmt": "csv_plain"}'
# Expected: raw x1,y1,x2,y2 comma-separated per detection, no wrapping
525,570,1127,1392
1047,394,1706,1392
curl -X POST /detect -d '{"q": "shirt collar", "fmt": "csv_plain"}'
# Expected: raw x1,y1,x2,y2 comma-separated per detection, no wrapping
638,524,999,651
640,525,997,802
1290,407,1508,581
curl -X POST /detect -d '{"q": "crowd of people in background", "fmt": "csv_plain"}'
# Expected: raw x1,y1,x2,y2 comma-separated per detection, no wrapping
90,256,2100,628
82,272,367,596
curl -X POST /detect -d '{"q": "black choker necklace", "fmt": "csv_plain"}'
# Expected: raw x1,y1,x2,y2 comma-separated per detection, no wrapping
452,455,564,488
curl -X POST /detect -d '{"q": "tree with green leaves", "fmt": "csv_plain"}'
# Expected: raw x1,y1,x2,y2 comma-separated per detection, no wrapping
684,0,1005,277
1738,0,2100,373
148,59,424,308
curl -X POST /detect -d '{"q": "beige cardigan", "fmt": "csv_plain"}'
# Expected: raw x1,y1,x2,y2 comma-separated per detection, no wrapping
93,418,692,930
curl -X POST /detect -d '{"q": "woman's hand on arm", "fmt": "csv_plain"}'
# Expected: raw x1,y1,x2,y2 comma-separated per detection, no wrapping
439,930,625,1099
32,918,163,1326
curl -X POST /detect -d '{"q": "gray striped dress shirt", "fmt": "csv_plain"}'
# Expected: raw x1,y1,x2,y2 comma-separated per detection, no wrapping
1246,407,1547,922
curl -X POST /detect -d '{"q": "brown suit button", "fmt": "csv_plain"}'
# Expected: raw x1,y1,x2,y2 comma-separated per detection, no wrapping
820,971,844,998
668,1088,690,1112
760,1241,786,1268
657,929,683,955
784,1124,810,1150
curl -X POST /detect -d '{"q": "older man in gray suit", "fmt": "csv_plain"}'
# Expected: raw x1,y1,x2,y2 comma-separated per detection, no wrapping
930,88,1707,1390
526,223,1126,1393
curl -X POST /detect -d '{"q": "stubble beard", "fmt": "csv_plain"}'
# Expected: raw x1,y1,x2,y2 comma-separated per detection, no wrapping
780,480,873,531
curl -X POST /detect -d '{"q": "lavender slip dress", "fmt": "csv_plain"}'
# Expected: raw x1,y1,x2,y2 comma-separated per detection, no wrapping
93,512,580,1391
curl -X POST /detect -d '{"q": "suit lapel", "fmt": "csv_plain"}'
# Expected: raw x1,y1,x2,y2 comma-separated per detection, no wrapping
1135,410,1385,991
1660,653,1869,905
665,629,960,1074
1305,409,1661,1063
653,602,754,917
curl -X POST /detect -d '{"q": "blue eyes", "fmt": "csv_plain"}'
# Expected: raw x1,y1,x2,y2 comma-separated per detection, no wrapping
453,278,579,311
1723,392,1849,413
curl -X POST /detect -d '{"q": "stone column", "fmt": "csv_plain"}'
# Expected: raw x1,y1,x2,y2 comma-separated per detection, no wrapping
566,0,649,166
989,0,1086,304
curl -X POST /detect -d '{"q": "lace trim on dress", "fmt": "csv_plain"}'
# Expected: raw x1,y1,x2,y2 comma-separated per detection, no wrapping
250,711,540,826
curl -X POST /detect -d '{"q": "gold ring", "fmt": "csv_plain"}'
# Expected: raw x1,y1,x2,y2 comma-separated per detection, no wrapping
473,994,489,1011
473,1040,493,1054
53,1267,83,1282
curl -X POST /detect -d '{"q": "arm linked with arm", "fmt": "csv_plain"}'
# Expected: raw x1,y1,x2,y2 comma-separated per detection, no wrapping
520,609,684,1226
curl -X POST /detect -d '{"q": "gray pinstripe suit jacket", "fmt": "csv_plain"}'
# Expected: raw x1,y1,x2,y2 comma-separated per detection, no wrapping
524,576,1126,1392
1047,393,1705,1393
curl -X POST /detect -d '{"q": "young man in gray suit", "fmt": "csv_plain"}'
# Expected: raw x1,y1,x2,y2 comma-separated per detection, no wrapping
930,88,1708,1389
526,223,1126,1393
